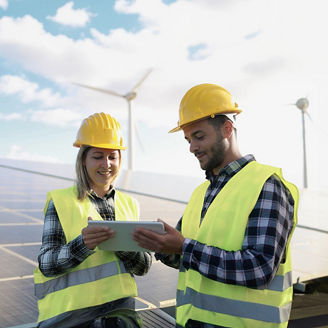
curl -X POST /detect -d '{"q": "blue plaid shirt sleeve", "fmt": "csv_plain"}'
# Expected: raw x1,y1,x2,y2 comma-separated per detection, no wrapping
181,174,295,289
38,198,152,277
38,199,94,277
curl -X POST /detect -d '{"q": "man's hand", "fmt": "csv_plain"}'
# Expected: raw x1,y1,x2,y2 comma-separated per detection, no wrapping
82,217,114,250
132,219,184,254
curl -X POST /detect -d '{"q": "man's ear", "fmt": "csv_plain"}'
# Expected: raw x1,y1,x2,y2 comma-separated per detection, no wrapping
222,119,234,139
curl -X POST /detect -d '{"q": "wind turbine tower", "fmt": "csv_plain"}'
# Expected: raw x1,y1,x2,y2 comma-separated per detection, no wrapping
74,69,152,171
295,97,310,188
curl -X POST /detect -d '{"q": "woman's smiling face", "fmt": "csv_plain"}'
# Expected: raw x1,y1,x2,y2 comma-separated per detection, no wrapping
84,147,120,197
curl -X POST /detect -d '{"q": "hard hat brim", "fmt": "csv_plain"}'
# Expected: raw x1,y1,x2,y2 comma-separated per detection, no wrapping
168,111,242,133
168,126,182,133
73,141,127,150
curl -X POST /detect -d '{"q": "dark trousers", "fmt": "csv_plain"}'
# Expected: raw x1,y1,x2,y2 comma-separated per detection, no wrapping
39,297,142,328
176,320,228,328
77,309,142,328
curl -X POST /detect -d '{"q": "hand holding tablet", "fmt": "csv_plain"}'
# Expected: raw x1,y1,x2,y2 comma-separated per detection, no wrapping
88,220,165,252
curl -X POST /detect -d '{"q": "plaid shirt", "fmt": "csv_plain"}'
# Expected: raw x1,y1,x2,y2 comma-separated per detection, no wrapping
38,188,152,277
156,155,295,291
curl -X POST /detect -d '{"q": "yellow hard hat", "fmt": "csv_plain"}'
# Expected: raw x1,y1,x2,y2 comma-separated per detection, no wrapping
169,83,242,133
73,112,127,150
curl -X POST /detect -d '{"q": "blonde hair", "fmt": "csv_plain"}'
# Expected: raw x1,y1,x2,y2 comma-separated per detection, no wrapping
75,146,121,200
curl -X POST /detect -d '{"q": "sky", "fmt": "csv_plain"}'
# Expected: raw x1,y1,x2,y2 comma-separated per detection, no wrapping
0,0,327,191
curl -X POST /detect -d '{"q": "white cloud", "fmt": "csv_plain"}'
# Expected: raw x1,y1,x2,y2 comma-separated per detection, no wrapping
0,112,22,120
47,1,95,27
0,106,83,127
0,74,89,127
28,108,83,127
0,1,326,129
0,0,8,10
0,16,118,85
0,0,327,188
5,145,64,163
0,74,62,107
0,1,326,103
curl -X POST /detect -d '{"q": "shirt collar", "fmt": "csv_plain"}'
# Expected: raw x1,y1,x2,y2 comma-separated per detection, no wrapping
205,154,256,182
90,187,116,200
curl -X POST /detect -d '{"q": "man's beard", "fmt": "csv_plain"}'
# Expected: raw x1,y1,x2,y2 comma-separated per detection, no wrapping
202,134,227,172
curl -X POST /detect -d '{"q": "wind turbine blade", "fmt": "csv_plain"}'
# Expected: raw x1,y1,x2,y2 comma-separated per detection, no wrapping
73,82,123,98
305,111,313,122
131,68,153,93
134,123,146,153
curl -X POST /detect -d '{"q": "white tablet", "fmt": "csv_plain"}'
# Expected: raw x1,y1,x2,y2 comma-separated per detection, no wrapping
88,220,165,252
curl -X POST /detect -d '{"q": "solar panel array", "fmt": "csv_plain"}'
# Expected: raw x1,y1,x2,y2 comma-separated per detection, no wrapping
0,163,184,327
2,160,328,327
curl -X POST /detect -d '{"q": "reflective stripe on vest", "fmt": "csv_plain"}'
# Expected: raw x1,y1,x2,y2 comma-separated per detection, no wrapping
177,161,298,327
179,265,293,292
177,288,292,323
35,261,127,300
34,186,139,322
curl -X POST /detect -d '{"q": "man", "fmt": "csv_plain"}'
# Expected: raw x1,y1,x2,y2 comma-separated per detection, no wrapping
133,83,298,328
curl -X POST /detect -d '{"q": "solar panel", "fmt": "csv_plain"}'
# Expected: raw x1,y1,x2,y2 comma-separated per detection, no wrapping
0,161,179,327
2,158,328,327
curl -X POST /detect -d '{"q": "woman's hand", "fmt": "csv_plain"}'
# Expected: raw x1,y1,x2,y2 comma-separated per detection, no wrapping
82,217,114,250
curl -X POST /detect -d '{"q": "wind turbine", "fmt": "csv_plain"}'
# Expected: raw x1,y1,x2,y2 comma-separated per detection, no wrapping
74,68,152,171
294,97,311,188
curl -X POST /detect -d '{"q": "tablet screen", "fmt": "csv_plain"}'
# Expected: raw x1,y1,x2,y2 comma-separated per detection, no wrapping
88,220,165,252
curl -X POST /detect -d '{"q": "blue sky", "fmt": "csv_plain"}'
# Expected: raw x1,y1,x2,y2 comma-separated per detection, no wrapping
0,0,327,191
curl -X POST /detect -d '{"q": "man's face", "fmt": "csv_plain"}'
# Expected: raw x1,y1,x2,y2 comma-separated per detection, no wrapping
183,119,228,174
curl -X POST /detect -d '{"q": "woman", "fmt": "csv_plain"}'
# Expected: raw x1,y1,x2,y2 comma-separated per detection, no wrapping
34,113,151,328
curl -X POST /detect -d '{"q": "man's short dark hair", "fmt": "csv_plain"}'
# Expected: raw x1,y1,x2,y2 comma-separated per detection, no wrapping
207,115,237,137
207,115,229,129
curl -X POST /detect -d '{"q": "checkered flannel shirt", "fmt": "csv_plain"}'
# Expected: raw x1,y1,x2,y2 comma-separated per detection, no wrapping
156,154,295,289
38,188,152,277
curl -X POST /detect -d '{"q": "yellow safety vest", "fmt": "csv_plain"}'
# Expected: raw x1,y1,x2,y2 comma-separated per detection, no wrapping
34,186,139,323
177,161,298,328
